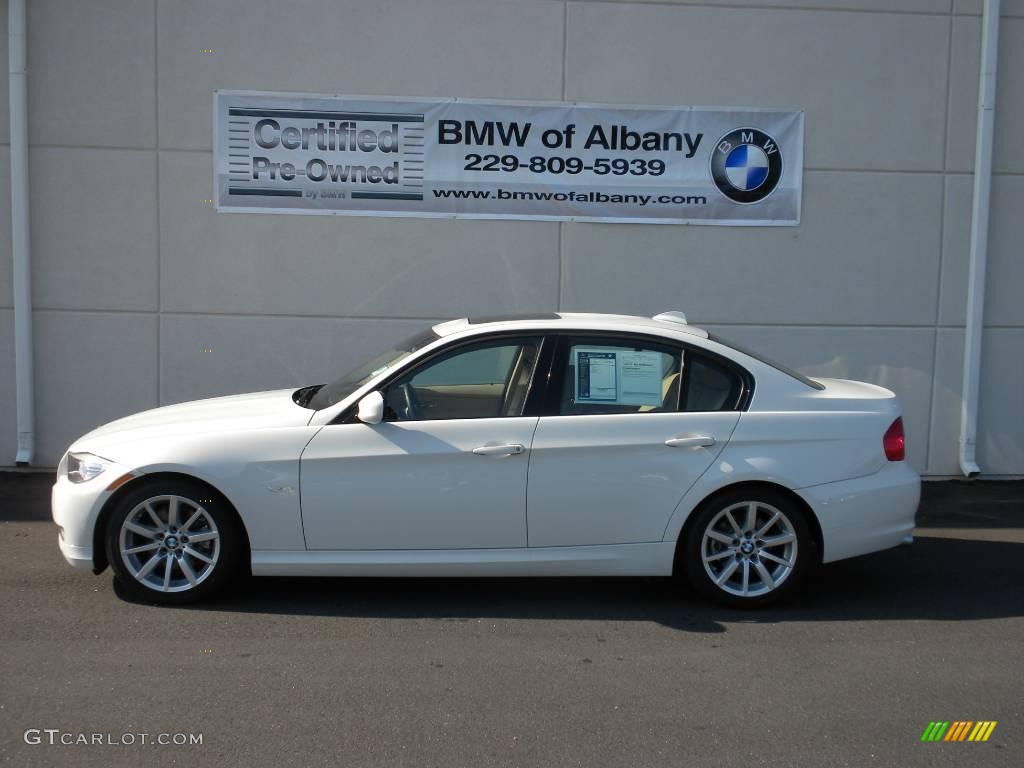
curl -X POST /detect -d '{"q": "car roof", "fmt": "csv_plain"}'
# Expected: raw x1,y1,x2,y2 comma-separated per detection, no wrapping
432,311,709,340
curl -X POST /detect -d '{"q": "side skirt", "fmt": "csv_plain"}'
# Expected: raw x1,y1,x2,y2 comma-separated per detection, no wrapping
251,542,676,578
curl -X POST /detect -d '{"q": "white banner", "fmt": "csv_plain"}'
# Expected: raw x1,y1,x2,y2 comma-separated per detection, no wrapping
215,90,803,225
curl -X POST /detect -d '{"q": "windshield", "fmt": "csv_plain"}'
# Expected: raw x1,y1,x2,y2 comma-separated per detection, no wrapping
305,328,440,410
708,333,825,390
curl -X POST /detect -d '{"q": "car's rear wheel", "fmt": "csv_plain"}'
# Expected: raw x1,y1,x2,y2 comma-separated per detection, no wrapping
682,489,813,608
106,481,242,605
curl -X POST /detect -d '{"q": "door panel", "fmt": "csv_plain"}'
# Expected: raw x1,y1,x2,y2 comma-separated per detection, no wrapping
300,417,536,550
526,412,739,547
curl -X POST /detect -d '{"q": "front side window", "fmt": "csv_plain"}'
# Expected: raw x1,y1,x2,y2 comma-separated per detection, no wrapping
383,337,542,421
557,338,683,416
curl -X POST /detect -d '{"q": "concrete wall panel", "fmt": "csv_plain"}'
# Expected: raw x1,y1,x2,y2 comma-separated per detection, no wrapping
589,1,951,12
946,17,1024,173
0,309,15,465
954,0,1024,19
30,148,158,311
28,0,156,148
0,151,10,307
160,314,434,405
940,173,1024,327
159,151,560,318
0,5,9,146
565,2,950,171
929,327,1024,475
561,171,942,326
32,310,158,466
157,0,565,150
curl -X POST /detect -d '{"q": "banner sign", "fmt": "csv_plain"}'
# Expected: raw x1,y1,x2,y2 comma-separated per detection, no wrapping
215,90,803,225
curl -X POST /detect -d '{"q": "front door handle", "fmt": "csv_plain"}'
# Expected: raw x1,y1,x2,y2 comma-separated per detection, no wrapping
472,443,525,456
664,435,716,448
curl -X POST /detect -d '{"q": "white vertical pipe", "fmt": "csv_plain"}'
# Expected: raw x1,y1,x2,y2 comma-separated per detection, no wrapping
959,0,1000,477
9,0,34,465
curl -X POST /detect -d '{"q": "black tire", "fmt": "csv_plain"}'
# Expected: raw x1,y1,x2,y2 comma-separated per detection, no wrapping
681,488,814,608
105,479,244,605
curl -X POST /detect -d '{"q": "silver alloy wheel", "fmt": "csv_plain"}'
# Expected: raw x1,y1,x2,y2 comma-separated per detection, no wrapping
118,495,221,593
701,501,798,598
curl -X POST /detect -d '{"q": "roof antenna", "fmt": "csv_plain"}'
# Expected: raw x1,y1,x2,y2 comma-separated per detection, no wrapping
652,311,688,325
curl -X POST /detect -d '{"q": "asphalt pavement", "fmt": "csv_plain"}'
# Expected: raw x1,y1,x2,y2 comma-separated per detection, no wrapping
1,472,1021,768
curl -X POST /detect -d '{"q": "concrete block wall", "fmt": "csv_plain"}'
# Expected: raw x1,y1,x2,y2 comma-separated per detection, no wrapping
0,0,1021,475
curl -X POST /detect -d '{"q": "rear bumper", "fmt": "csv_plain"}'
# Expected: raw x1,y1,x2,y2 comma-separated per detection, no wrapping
796,462,920,563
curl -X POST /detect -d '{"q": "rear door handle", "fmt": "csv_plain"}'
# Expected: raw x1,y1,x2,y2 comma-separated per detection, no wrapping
664,435,716,448
472,443,525,456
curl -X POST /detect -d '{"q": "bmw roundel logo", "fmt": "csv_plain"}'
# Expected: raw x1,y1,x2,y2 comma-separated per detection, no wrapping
710,127,783,204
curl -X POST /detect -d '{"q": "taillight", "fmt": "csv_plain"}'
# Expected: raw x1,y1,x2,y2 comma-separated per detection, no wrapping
883,417,905,461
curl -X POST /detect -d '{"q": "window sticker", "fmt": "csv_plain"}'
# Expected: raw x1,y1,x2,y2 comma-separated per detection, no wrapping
619,350,664,406
573,347,665,407
575,350,618,403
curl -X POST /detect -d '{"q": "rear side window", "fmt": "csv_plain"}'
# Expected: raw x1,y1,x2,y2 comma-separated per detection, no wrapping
682,353,744,412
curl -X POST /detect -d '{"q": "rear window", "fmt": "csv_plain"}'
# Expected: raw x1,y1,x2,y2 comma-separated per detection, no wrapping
708,333,825,391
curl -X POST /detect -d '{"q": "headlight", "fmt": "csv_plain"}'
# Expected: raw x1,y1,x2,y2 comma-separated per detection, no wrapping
66,452,111,484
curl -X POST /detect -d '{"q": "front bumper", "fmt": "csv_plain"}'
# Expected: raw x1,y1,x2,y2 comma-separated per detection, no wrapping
52,462,132,570
796,461,921,564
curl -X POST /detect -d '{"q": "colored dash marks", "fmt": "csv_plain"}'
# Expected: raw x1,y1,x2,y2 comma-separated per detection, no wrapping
921,721,997,742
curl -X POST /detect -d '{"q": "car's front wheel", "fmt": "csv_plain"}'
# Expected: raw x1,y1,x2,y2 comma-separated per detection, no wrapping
106,481,243,604
682,489,814,608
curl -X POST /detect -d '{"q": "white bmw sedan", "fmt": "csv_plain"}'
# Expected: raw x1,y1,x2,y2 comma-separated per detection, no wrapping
53,311,919,607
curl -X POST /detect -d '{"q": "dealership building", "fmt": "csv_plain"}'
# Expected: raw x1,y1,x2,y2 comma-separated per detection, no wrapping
0,0,1021,477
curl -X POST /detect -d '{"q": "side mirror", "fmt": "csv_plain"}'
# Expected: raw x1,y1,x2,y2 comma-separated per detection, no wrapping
356,391,385,425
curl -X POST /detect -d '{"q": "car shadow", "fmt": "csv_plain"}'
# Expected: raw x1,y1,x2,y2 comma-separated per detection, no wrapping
154,534,1024,633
